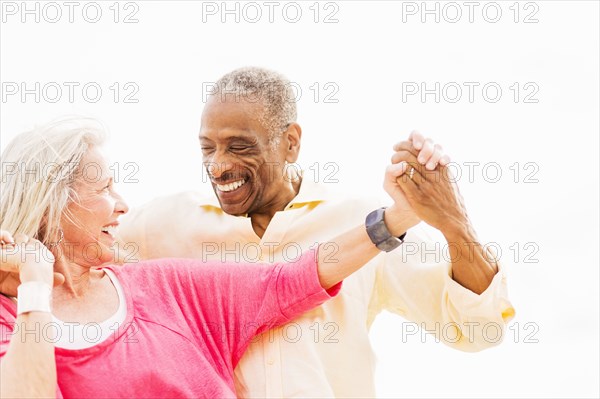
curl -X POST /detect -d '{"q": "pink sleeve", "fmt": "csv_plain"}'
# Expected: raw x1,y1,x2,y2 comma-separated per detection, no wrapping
109,248,342,369
0,296,17,358
170,248,341,365
228,248,342,362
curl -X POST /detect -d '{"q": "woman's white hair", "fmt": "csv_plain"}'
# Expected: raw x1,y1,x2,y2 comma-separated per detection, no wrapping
0,117,106,246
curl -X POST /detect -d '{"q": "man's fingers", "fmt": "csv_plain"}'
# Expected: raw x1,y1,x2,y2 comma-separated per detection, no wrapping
409,130,426,150
13,233,29,245
439,154,451,166
53,272,65,287
392,140,418,156
0,247,20,273
391,149,419,165
0,231,15,246
425,144,444,170
396,161,426,187
417,139,434,164
395,164,420,200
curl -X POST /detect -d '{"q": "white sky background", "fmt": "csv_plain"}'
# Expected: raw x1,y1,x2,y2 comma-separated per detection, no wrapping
0,0,598,397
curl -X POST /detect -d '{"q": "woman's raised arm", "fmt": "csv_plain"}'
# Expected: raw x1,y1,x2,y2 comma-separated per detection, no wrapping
0,232,57,398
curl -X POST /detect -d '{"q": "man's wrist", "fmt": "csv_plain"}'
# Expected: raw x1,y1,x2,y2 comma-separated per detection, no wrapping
441,220,477,243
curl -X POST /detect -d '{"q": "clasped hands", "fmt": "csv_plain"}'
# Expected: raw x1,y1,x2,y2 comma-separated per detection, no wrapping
383,131,471,237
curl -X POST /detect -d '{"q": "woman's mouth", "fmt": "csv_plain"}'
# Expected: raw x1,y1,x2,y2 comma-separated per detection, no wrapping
101,225,118,238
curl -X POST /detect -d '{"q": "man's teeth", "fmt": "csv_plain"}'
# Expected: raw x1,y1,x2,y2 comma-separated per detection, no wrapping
101,226,117,236
217,179,246,192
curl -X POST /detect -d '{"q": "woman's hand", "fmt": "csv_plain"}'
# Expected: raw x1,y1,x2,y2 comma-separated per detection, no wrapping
0,230,62,297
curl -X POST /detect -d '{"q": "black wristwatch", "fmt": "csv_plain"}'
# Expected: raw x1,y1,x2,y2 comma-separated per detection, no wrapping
365,207,407,252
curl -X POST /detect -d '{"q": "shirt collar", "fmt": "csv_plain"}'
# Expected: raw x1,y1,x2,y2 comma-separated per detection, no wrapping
199,176,329,215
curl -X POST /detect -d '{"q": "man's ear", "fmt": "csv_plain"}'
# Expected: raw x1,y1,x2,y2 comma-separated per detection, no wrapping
284,123,302,163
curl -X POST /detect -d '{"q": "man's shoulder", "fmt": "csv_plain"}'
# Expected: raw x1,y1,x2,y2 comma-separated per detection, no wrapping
119,191,220,239
140,190,216,209
313,185,387,213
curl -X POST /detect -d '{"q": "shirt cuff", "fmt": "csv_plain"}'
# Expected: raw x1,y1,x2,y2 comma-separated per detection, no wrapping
444,262,515,322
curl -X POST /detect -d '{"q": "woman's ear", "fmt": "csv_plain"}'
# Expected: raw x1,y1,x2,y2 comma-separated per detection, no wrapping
284,123,302,163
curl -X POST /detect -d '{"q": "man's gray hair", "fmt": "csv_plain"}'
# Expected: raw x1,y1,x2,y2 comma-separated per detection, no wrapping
210,67,297,148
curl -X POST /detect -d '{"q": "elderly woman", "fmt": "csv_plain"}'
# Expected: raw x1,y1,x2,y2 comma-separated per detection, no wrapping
0,118,434,398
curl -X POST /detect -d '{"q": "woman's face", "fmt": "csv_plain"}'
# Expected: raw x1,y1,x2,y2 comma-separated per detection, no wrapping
60,146,128,267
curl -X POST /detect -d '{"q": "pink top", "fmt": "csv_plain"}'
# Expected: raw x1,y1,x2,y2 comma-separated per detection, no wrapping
0,249,341,398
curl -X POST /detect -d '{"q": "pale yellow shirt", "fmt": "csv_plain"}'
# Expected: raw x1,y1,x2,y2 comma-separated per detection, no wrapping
118,180,514,398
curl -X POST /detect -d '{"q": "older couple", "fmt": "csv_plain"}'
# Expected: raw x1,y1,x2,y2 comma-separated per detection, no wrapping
0,67,513,398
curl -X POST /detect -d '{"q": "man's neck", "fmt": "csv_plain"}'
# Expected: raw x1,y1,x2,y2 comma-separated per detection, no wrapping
249,178,302,238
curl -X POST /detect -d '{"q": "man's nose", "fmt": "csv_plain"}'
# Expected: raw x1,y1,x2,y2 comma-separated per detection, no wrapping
206,151,234,179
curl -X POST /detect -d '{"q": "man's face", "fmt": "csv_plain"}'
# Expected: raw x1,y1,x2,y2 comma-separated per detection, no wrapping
199,96,289,216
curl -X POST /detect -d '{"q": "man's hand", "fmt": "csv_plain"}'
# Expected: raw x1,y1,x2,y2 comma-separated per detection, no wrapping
388,135,499,294
383,131,451,236
0,231,63,297
393,150,469,235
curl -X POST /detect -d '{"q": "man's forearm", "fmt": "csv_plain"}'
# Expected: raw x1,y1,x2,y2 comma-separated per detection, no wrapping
442,222,499,295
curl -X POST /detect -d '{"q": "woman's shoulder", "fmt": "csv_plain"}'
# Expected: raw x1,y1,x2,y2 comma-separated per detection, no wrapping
102,258,206,288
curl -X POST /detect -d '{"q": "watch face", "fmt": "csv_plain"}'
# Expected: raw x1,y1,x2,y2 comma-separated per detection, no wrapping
377,237,402,253
366,208,390,245
366,209,381,227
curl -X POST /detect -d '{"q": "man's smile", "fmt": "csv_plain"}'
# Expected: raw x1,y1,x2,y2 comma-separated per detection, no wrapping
215,178,247,192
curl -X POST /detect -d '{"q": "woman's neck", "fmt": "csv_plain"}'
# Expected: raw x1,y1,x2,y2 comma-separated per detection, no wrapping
52,257,103,299
51,257,119,324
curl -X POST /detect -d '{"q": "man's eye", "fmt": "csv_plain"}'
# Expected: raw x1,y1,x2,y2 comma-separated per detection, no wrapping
230,145,250,152
201,147,214,153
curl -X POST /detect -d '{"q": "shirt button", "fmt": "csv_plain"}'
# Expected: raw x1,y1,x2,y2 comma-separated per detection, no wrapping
267,359,274,365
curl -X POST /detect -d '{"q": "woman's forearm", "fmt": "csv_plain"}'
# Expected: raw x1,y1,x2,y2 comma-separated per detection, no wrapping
317,225,380,289
316,207,415,290
0,311,56,398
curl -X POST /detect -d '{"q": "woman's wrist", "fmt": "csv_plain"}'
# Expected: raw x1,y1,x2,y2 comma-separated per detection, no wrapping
384,205,420,237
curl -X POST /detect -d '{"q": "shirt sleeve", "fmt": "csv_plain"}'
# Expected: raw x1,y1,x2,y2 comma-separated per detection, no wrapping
0,297,17,358
204,248,340,364
146,248,341,367
372,224,515,352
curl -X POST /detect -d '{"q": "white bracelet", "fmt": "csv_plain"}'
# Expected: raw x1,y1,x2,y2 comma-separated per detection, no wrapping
17,281,52,315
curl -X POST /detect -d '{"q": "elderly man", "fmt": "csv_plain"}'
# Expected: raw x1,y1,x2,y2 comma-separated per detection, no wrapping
119,67,513,398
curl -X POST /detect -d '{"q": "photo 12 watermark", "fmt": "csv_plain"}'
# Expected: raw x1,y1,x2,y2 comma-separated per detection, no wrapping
1,82,140,104
1,1,140,24
1,161,140,185
401,82,540,104
399,240,540,264
200,1,340,24
201,161,340,186
399,320,539,345
400,1,539,24
201,81,340,104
